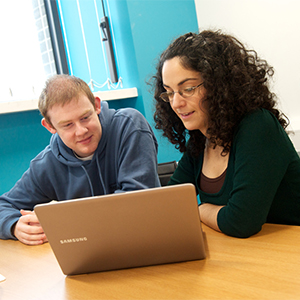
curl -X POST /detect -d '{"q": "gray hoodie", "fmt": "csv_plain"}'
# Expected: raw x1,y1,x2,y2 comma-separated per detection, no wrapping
0,101,160,240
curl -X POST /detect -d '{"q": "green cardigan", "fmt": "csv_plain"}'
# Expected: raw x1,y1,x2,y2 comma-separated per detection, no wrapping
169,109,300,238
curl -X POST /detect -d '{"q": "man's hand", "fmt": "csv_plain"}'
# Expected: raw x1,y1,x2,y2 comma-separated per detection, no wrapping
13,210,48,246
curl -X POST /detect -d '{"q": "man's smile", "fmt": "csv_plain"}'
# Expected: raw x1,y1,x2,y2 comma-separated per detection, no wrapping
77,135,93,144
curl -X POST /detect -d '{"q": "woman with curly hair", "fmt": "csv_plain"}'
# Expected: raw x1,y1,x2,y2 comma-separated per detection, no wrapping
152,30,300,238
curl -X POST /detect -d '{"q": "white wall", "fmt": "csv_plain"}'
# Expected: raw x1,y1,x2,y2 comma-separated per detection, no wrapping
195,0,300,150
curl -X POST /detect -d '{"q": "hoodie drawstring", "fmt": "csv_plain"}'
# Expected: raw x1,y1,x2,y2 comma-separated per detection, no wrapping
80,155,107,196
81,166,95,196
96,155,107,195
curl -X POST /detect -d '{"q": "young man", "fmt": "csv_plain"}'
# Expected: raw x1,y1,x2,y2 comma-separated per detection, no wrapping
0,75,160,245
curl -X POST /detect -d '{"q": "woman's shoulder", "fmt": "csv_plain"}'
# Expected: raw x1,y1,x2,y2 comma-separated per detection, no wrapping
242,108,276,123
233,108,294,155
237,108,282,134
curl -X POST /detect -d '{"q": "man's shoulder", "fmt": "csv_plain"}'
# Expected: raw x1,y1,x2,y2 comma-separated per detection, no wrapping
115,107,144,119
30,145,54,165
113,108,150,129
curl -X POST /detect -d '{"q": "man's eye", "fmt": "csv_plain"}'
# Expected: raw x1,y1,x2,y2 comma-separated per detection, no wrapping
82,115,90,121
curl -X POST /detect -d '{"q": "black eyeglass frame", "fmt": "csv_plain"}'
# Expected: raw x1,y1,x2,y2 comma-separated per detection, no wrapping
159,82,204,103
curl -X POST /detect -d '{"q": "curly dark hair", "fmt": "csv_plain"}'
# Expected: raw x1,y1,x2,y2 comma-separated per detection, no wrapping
152,30,289,157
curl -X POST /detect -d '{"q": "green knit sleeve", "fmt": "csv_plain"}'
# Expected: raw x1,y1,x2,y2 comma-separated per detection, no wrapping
217,109,294,237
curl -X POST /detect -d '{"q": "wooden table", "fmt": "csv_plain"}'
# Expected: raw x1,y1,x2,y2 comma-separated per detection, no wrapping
0,223,299,300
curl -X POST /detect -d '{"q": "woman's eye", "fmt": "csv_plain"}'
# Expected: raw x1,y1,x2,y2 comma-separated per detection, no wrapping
184,87,194,92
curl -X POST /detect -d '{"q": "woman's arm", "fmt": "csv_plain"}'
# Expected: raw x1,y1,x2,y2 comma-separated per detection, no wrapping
198,203,224,232
216,110,293,237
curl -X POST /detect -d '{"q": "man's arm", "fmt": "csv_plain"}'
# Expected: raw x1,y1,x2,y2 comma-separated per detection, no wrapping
110,110,160,192
0,166,52,241
115,128,160,192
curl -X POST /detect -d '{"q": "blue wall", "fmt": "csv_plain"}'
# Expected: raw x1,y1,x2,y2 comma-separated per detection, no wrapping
125,0,198,163
0,0,198,194
0,111,51,194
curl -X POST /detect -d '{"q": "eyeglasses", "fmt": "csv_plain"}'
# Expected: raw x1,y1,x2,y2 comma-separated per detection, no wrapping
159,82,204,103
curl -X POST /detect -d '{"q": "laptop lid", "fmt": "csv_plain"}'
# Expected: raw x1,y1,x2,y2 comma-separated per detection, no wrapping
34,183,206,276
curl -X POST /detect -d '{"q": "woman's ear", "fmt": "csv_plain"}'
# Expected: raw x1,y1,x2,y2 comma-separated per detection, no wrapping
41,118,57,134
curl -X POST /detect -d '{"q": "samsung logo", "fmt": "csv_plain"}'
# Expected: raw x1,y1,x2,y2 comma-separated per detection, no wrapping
60,237,88,244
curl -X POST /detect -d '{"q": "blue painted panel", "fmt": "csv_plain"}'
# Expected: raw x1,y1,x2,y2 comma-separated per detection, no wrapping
0,111,51,194
58,0,106,85
126,0,198,163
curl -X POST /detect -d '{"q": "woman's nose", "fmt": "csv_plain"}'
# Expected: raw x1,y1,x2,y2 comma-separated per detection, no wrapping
171,92,186,108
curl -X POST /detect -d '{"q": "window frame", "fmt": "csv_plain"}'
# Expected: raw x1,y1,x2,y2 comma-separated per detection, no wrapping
43,0,69,75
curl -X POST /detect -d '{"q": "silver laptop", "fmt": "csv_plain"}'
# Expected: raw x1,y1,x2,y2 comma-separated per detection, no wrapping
34,183,206,276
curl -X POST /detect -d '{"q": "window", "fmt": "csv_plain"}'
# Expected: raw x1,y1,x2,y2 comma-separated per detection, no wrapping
0,0,137,114
0,0,67,109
